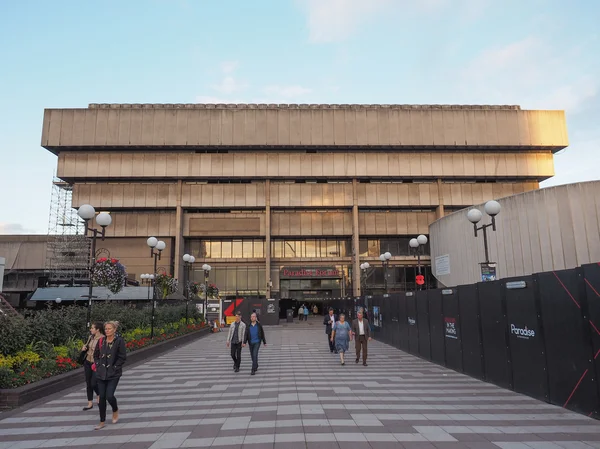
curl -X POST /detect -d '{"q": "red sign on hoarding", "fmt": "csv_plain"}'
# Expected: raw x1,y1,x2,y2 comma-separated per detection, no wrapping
416,274,425,285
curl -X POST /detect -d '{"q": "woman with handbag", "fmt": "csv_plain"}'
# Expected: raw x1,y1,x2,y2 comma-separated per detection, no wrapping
80,322,104,411
93,321,126,430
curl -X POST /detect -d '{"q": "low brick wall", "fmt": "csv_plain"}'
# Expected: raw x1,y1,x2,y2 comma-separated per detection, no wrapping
0,327,211,410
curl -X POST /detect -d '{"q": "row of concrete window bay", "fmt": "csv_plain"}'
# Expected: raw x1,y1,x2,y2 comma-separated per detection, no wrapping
187,264,435,297
186,237,430,259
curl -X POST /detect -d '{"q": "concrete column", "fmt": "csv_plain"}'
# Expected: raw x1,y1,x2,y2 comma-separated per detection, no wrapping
174,180,184,282
265,180,272,298
352,179,361,297
436,178,445,219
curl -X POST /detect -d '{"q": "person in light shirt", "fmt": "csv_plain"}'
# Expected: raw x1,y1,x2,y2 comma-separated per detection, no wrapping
351,309,372,366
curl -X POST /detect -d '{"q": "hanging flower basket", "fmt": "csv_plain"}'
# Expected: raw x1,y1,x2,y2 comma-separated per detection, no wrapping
156,274,178,299
92,258,127,295
204,283,219,299
189,282,202,297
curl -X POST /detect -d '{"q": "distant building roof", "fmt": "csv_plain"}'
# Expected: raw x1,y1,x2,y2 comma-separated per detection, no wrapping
88,103,522,110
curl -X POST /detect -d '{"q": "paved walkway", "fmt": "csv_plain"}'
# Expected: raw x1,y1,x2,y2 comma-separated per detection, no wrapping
2,317,600,449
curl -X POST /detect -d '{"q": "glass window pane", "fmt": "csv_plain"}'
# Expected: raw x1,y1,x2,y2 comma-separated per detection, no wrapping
247,268,258,290
226,268,237,291
254,240,264,258
210,241,221,258
359,239,368,257
273,240,283,258
258,268,266,293
368,240,380,257
236,267,248,290
296,240,305,258
305,240,316,258
215,268,227,291
232,240,243,258
284,240,296,258
340,240,351,257
201,241,209,258
243,240,253,258
326,240,337,257
221,240,232,258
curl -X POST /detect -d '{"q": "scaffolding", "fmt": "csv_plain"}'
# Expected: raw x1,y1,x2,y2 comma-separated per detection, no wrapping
45,178,90,285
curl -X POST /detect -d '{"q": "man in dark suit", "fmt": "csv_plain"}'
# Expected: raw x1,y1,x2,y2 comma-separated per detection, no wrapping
351,308,372,366
323,308,337,353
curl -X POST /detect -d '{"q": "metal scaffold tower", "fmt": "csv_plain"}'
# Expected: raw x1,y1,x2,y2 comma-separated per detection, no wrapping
45,177,90,285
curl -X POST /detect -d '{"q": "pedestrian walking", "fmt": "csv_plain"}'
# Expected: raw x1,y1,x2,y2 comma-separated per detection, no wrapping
298,305,304,321
303,304,309,321
330,313,351,365
351,309,372,366
81,322,104,411
93,321,126,430
226,311,246,372
323,308,337,353
243,312,267,375
313,304,318,316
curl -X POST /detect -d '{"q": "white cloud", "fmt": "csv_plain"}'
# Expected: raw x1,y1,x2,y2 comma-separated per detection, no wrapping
0,223,37,234
211,76,245,94
456,35,600,187
457,36,599,112
220,61,239,74
196,61,315,104
297,0,490,43
298,0,392,43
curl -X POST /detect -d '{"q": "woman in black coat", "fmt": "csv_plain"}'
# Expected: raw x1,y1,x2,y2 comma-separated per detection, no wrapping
93,320,126,430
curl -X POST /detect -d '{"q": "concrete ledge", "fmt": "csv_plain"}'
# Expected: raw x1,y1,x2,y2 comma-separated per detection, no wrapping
0,327,211,410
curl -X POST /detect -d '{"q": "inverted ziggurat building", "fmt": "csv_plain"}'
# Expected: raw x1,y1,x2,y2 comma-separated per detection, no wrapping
41,103,568,301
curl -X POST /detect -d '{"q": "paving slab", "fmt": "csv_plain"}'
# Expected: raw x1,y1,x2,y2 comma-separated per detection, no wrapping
1,316,600,448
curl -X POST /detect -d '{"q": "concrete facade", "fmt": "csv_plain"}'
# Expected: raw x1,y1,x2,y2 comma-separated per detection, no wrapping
429,181,600,287
41,103,567,299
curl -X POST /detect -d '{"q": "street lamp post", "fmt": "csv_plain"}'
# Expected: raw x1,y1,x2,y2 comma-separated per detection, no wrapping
182,254,196,324
379,252,392,294
359,262,370,296
201,264,212,320
77,204,112,330
147,237,166,338
467,200,501,281
141,274,154,304
409,235,428,290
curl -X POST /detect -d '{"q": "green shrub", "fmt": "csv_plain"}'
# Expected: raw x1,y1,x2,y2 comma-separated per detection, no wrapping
53,346,69,358
0,316,30,356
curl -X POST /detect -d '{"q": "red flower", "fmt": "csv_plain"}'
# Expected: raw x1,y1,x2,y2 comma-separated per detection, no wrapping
20,372,24,376
111,258,118,264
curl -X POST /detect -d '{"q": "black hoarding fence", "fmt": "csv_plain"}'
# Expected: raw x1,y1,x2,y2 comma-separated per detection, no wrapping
348,263,600,420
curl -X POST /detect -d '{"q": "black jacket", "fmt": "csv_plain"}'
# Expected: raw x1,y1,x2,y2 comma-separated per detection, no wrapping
93,336,127,381
323,313,336,335
244,321,267,345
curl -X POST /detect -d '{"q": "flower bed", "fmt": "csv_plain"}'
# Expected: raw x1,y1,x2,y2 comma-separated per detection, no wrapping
0,303,204,390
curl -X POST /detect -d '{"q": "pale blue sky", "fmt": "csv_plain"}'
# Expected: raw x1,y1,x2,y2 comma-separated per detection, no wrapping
0,0,598,234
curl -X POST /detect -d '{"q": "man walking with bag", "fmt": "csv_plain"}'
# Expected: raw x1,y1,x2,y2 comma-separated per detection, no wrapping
351,308,372,366
243,312,267,375
226,311,246,373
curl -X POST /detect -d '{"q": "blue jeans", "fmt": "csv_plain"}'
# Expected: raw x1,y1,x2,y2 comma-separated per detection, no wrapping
249,342,261,371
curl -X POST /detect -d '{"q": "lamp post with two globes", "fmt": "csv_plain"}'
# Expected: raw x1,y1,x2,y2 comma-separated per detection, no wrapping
467,200,501,281
202,264,212,318
147,237,166,338
379,252,392,294
182,254,196,324
409,234,428,290
140,274,154,304
77,204,112,329
359,262,371,296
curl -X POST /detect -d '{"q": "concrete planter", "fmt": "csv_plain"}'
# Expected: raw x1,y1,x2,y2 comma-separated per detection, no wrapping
0,327,211,410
